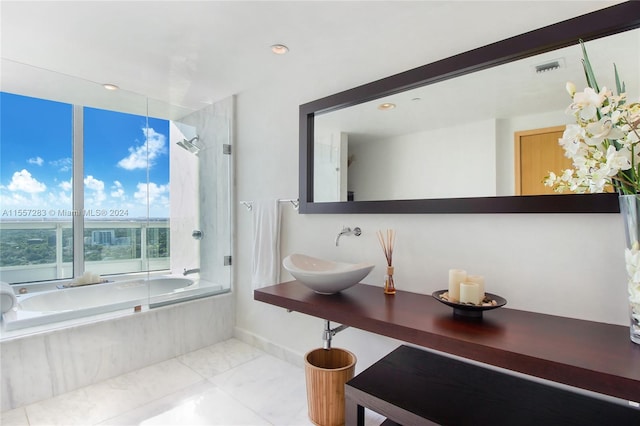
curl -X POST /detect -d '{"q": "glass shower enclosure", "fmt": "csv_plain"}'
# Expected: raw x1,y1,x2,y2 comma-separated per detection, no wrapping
0,59,232,331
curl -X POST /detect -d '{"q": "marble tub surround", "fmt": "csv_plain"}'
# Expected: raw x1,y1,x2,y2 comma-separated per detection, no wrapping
1,293,234,411
1,338,386,426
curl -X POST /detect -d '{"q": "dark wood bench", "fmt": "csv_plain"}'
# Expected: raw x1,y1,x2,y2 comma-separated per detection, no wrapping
345,345,640,426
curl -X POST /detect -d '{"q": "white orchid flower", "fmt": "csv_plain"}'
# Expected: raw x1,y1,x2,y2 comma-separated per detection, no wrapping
558,124,584,157
585,117,626,145
586,165,612,192
550,49,639,195
630,281,640,302
560,169,574,182
570,178,588,193
544,172,557,187
626,248,640,283
626,102,640,127
610,109,622,123
624,130,639,146
572,155,588,173
571,87,607,120
605,145,631,172
629,279,640,302
561,123,584,139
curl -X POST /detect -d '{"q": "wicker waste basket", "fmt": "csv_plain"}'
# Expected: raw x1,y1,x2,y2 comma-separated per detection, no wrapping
304,348,357,426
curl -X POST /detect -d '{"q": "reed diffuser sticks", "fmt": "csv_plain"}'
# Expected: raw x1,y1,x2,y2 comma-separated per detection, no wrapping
377,229,396,294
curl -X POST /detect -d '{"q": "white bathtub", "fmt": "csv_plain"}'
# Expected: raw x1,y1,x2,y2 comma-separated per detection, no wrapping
2,276,224,331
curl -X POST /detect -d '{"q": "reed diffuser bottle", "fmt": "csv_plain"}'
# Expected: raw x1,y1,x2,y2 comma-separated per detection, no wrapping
377,229,396,295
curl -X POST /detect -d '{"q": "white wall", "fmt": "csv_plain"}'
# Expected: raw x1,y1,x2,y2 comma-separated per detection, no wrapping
233,18,629,373
348,120,496,200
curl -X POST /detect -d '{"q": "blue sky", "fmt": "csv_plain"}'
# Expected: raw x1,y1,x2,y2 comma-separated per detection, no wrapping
0,92,170,218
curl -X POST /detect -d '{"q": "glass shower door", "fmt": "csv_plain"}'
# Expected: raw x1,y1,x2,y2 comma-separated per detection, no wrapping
162,104,232,307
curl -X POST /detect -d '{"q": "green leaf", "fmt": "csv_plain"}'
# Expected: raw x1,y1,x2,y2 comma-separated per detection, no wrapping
580,40,599,91
614,64,626,96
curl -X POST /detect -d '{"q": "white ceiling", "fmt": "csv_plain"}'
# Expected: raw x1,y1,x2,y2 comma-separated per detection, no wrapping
316,27,639,139
0,1,628,119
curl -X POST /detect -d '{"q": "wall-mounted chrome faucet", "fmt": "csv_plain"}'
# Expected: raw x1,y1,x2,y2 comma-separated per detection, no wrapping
335,226,361,246
183,268,200,276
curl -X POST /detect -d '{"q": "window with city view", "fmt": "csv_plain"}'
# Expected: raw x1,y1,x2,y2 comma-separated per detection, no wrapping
0,92,170,283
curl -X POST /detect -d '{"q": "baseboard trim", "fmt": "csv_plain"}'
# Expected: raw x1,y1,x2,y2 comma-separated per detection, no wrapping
233,326,305,368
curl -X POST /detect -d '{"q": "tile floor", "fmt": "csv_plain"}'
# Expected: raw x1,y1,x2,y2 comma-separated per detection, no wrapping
0,338,384,426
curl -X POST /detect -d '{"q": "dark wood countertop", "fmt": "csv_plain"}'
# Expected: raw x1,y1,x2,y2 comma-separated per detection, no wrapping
254,281,640,402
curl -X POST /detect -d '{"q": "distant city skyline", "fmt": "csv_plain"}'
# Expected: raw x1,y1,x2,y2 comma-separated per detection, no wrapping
0,92,170,219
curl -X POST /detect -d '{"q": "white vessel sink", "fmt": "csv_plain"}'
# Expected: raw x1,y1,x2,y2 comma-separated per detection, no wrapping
282,253,374,294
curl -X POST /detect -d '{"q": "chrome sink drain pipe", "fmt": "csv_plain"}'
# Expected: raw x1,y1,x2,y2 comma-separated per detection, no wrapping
322,320,349,350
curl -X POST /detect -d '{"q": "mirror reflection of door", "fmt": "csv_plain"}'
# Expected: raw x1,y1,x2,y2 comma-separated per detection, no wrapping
515,126,571,195
314,130,348,202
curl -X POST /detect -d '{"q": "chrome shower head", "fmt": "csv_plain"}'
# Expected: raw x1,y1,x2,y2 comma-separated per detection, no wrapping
176,136,201,154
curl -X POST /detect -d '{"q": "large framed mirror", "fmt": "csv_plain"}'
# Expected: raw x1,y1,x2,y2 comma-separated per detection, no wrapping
299,2,640,214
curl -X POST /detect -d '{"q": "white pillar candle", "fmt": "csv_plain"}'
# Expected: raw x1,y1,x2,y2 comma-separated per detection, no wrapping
467,275,485,301
460,282,480,305
448,269,466,302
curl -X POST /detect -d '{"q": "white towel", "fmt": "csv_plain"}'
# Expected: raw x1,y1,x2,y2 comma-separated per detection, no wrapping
251,199,282,290
0,281,17,314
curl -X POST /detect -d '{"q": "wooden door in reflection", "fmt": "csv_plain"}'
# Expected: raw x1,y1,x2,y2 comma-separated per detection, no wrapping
515,125,571,196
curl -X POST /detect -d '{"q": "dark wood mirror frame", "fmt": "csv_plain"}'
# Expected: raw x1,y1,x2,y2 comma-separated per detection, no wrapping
299,1,640,214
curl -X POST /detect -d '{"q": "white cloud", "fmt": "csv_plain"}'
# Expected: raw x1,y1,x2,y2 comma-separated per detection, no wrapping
7,169,47,193
47,190,72,208
0,190,31,207
28,157,44,166
117,127,167,170
111,180,125,198
134,182,169,206
84,175,104,191
50,157,73,172
59,179,72,192
84,175,106,205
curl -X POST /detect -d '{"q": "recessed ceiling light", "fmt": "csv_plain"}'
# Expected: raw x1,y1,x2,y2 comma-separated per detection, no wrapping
271,44,289,55
103,83,119,91
378,103,396,110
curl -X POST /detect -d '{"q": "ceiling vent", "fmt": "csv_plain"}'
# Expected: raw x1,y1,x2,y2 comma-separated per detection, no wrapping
535,58,564,74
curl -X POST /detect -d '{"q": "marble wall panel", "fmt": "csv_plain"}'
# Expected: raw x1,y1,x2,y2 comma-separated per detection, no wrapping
1,293,233,411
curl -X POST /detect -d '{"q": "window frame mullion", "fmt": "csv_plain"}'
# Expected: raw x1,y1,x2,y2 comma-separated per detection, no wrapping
72,105,84,278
